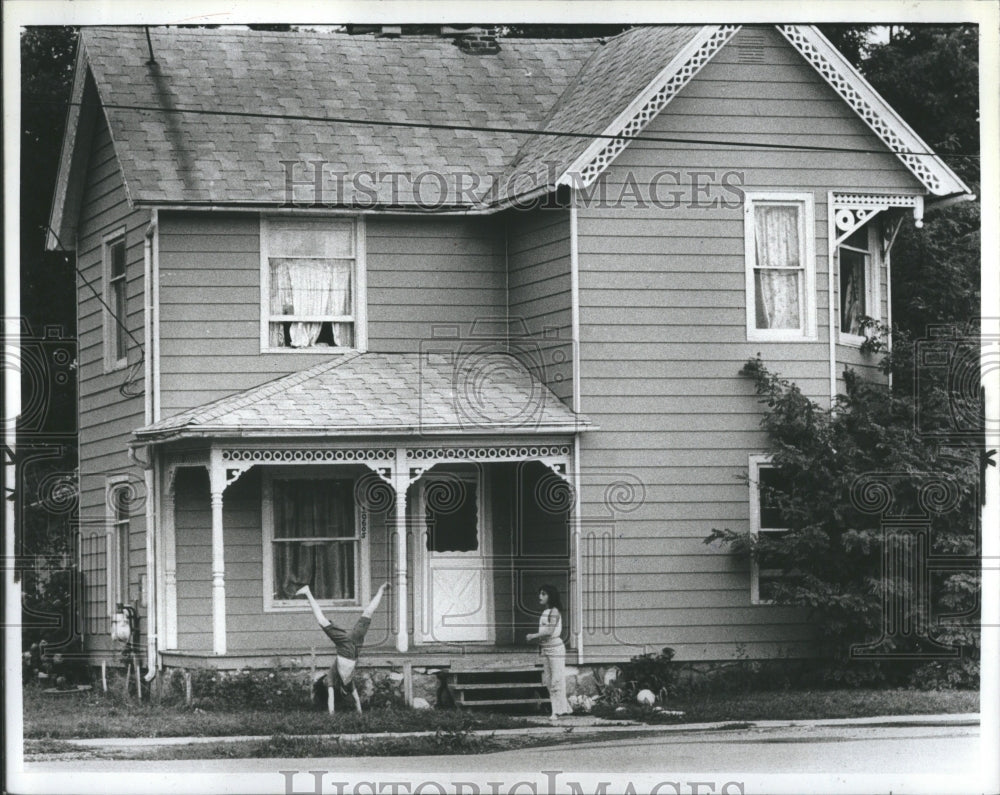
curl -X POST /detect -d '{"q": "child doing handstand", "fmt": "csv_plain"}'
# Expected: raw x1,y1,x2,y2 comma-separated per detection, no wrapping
297,581,388,714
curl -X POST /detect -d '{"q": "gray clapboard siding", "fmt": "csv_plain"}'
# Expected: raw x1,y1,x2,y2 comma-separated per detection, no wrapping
74,106,151,654
506,207,573,404
157,213,506,415
572,25,918,662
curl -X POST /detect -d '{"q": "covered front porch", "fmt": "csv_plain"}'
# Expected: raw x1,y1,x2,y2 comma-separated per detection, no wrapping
154,440,579,666
133,350,590,672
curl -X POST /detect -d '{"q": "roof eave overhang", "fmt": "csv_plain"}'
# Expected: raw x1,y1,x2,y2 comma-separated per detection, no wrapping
46,42,89,251
135,200,496,216
133,421,595,446
925,191,978,213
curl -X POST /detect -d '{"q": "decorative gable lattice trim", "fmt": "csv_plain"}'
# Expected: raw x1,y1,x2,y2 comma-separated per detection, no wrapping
777,25,970,197
559,25,741,188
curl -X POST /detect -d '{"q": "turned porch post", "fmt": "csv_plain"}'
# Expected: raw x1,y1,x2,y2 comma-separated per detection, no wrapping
393,446,409,652
208,449,227,655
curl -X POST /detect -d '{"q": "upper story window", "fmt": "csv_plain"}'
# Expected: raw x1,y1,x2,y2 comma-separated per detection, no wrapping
103,231,128,370
748,455,791,605
838,223,880,344
744,193,816,342
260,216,367,352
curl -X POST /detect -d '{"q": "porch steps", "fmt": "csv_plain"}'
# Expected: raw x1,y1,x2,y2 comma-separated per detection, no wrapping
446,664,549,711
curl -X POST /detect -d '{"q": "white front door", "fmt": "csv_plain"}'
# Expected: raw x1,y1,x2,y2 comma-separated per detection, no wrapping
416,468,493,643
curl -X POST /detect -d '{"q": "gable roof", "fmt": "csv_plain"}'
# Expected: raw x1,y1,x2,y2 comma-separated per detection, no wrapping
133,352,590,442
49,24,971,247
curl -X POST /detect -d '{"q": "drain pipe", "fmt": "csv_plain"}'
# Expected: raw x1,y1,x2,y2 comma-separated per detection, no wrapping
569,199,584,666
142,215,158,688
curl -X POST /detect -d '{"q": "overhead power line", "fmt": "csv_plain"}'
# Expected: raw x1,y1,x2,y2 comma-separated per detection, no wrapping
43,223,145,399
23,97,981,159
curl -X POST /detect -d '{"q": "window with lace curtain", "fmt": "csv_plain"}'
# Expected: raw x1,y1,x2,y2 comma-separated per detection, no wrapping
260,217,366,351
837,223,880,343
263,473,369,610
744,193,816,342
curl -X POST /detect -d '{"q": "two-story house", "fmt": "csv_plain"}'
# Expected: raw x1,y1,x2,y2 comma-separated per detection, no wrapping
48,24,971,688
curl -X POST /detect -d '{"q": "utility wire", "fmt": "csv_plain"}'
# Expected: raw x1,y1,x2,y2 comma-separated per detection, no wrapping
43,223,145,398
23,97,981,159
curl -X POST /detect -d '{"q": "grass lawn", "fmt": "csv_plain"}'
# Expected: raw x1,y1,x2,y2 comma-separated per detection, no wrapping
24,685,978,747
23,687,535,740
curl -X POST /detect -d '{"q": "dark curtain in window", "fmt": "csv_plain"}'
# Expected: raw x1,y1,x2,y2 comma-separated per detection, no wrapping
273,479,355,600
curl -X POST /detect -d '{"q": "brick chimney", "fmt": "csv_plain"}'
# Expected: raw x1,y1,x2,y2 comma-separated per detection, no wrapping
446,26,501,54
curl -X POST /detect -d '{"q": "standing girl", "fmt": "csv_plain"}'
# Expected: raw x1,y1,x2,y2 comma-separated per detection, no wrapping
526,584,573,719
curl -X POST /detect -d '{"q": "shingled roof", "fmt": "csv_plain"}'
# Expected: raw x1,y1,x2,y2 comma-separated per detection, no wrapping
78,26,603,208
134,352,590,442
49,23,971,247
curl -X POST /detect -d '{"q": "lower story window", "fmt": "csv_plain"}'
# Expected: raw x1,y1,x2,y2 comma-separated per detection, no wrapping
749,456,791,604
269,477,359,603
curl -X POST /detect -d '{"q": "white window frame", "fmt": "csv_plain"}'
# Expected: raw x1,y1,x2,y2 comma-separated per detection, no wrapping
102,228,128,371
261,469,371,612
259,215,367,353
836,222,882,347
105,475,131,613
748,455,789,605
744,193,817,342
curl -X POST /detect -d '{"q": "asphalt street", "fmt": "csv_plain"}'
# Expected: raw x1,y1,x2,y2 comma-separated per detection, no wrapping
16,722,994,795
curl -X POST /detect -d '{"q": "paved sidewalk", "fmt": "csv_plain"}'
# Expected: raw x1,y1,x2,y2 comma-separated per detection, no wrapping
50,712,980,750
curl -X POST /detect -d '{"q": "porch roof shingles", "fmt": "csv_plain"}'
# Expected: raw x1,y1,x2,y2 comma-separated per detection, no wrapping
134,352,589,441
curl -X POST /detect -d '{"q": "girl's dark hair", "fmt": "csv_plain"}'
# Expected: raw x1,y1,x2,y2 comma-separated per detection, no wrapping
539,584,563,612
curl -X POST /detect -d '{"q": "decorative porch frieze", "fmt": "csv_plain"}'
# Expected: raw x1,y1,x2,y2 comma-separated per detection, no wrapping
405,443,574,485
220,446,396,465
831,193,924,247
218,446,397,488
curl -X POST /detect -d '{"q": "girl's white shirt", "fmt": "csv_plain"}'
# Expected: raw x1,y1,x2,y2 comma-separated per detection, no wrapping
538,607,563,649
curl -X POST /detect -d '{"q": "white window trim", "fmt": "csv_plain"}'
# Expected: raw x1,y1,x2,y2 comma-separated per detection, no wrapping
105,475,131,614
748,455,789,605
836,223,882,348
744,192,817,342
259,215,368,354
102,227,128,372
261,468,371,612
